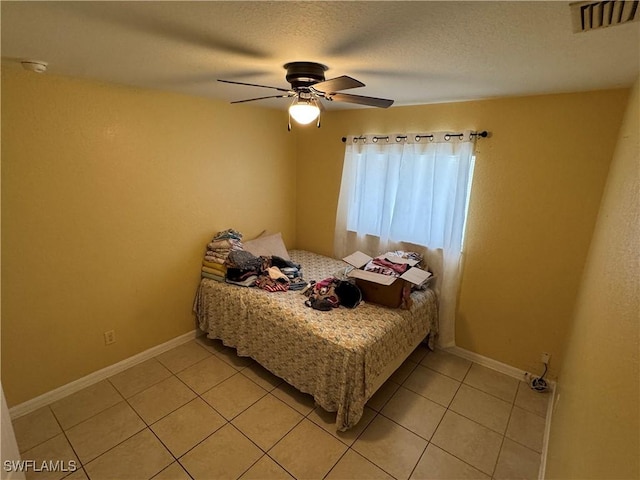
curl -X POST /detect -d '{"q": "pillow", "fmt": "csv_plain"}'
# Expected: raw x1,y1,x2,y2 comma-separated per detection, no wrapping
243,232,290,260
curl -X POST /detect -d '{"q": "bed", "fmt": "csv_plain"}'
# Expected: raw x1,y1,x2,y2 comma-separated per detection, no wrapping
193,250,438,430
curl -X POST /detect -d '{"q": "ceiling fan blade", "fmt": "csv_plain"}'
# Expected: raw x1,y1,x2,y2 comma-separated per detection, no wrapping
312,75,365,93
230,94,292,104
58,3,270,60
327,93,394,108
218,79,292,93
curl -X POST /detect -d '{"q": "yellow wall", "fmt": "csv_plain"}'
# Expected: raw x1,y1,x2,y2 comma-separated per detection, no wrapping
1,67,296,406
1,64,632,408
545,79,639,479
296,89,629,376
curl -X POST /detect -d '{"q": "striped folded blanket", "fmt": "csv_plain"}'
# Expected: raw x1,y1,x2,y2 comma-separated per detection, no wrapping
201,271,225,282
207,238,243,251
202,265,226,276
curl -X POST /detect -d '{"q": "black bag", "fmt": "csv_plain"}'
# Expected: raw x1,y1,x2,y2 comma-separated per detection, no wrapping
335,280,362,309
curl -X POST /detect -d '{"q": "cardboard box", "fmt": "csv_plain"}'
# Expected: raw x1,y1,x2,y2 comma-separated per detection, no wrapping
354,276,407,308
342,251,432,308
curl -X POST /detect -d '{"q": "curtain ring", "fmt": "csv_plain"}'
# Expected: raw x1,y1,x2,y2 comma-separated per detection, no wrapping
415,135,434,142
444,134,451,141
372,137,378,143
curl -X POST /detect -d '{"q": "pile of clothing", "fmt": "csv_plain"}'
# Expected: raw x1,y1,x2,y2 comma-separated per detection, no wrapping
224,250,307,292
254,266,291,292
363,250,423,277
271,256,307,291
199,229,309,293
201,229,243,282
224,250,261,287
303,277,362,311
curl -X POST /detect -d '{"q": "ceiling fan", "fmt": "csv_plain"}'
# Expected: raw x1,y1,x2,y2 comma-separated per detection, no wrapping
218,61,394,129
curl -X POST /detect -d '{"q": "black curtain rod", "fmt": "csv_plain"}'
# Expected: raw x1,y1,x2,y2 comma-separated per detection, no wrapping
341,130,489,143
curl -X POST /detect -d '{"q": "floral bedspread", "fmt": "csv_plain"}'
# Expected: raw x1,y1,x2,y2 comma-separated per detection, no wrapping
193,250,438,430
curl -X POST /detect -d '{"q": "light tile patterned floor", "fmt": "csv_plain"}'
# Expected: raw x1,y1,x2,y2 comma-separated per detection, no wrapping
11,338,551,480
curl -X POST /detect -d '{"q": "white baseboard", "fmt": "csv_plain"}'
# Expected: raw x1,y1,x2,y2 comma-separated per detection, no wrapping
538,381,556,480
442,345,529,381
442,345,555,480
9,329,201,420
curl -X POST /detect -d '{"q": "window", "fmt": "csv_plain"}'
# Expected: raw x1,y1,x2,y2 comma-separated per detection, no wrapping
338,132,476,252
334,131,479,348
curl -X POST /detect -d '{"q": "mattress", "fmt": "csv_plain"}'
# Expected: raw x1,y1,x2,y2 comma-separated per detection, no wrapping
193,250,438,430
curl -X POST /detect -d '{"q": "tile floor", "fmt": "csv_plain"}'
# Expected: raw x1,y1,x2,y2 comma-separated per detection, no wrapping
11,338,551,480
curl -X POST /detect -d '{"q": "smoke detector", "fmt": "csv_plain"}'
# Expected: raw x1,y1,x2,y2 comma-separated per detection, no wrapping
21,60,48,73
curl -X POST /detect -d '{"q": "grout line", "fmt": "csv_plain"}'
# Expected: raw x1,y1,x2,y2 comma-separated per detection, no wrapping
346,428,400,480
67,364,217,476
19,340,552,480
423,442,488,479
229,442,266,480
49,406,85,480
418,357,473,383
108,359,174,400
346,443,399,480
406,442,430,480
9,330,201,420
152,462,194,480
490,401,515,478
121,384,179,462
40,384,130,474
156,343,215,376
420,361,513,478
132,374,198,425
349,412,428,478
51,381,126,431
264,451,300,480
321,447,351,480
13,406,65,457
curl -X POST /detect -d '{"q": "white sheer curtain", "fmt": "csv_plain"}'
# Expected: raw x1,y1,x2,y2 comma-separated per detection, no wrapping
334,132,476,347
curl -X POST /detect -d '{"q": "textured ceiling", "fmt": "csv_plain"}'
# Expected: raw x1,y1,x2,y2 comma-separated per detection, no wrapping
2,1,639,110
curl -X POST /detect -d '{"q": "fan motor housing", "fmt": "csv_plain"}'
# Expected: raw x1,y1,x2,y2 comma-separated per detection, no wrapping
284,61,327,89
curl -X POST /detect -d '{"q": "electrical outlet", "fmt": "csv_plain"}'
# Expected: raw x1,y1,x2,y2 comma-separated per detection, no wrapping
104,330,116,345
541,352,550,364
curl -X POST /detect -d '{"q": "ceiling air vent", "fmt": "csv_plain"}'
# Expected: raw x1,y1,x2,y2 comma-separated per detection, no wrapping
570,0,639,32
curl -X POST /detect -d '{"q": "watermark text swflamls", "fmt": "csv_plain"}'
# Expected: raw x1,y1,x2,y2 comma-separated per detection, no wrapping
3,460,78,473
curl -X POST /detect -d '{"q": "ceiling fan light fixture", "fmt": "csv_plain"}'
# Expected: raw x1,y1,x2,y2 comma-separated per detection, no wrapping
289,97,320,125
219,61,394,130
